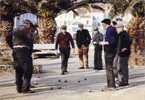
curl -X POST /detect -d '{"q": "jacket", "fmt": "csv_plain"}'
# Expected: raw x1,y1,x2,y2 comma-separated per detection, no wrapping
76,29,91,48
13,26,34,48
55,32,75,49
117,31,131,57
105,26,118,54
92,31,103,45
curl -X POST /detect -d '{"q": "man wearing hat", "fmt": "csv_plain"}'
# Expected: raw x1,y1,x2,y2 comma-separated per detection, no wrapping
13,19,34,93
76,24,91,69
55,25,75,75
116,22,131,86
102,19,118,88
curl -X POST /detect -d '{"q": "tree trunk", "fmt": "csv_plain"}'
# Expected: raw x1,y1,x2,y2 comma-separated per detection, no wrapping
0,17,13,70
37,17,56,44
0,19,13,48
128,16,145,67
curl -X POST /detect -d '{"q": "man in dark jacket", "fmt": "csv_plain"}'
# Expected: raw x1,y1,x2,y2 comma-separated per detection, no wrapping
92,27,103,70
76,24,91,69
102,19,118,88
13,20,34,93
55,25,75,75
116,22,131,86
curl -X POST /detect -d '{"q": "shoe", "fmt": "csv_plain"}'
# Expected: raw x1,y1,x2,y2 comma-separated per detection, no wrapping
64,70,68,73
79,67,84,69
61,72,65,75
119,83,129,87
17,88,22,93
23,89,35,93
16,86,22,93
30,85,36,88
86,66,90,69
94,68,103,70
61,71,69,75
101,87,116,91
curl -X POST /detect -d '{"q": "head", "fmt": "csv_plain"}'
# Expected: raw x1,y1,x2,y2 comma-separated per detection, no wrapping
101,19,111,29
94,27,99,32
116,22,124,33
23,19,34,29
112,21,117,27
78,24,84,30
61,25,67,33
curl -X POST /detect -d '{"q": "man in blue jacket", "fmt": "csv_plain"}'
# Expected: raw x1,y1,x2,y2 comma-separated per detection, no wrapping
102,19,118,88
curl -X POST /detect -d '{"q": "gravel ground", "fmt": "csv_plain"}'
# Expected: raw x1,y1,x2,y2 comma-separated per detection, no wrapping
0,50,145,100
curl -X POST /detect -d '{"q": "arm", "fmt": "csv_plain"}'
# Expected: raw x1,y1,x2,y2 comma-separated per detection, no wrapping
106,28,117,45
92,32,97,45
69,33,75,48
55,34,59,50
92,33,96,43
99,33,103,41
86,30,91,45
75,31,80,48
121,32,131,52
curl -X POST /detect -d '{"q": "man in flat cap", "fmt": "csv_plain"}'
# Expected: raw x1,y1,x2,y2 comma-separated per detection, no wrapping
76,24,91,69
102,19,118,88
55,25,75,75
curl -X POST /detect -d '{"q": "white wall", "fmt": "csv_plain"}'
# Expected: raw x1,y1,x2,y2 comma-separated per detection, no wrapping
14,13,37,29
55,11,105,37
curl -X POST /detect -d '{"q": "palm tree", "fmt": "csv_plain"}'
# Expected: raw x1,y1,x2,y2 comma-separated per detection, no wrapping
127,0,145,66
36,0,105,43
0,0,106,44
0,0,38,46
0,0,105,66
0,0,144,46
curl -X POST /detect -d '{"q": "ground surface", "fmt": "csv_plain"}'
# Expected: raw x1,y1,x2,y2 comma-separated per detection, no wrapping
0,50,145,100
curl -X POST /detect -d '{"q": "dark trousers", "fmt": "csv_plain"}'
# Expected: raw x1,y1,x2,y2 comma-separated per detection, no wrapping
59,48,70,72
13,47,33,91
94,45,103,69
118,56,129,84
105,53,116,88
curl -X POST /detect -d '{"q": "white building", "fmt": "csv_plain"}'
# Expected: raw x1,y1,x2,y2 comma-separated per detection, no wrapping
55,9,106,37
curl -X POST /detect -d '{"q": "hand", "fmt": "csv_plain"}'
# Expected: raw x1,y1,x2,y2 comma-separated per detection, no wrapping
72,48,75,54
93,42,97,45
121,48,127,52
99,41,109,45
82,45,85,48
55,49,59,54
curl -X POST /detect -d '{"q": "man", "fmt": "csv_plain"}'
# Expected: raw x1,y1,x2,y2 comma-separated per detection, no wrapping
13,20,34,93
92,27,103,70
112,21,117,28
116,22,131,86
55,25,75,75
76,24,91,69
102,19,118,88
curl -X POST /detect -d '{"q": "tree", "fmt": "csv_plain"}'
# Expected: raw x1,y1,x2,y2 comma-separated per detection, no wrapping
0,0,38,46
0,0,106,44
36,0,105,43
127,0,145,66
0,0,105,66
0,0,144,52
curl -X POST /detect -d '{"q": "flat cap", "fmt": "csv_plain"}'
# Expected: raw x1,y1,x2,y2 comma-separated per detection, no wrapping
101,19,111,25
